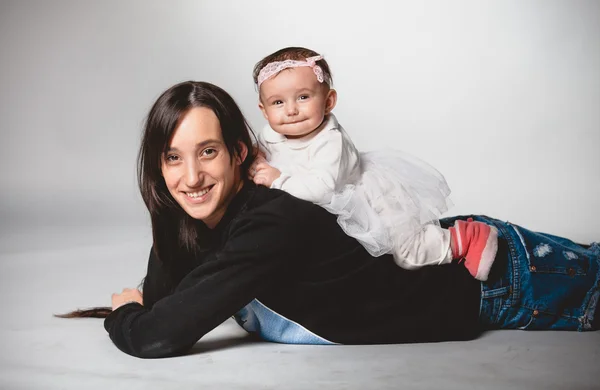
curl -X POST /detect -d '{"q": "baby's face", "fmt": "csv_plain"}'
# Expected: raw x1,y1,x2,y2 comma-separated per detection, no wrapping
259,67,332,139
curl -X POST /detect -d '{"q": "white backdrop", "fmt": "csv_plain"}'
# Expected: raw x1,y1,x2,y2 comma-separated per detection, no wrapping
1,0,599,244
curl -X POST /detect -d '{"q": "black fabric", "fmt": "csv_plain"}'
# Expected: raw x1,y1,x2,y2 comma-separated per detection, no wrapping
105,183,482,358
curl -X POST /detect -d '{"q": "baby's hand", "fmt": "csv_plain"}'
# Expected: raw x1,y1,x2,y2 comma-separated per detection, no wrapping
250,159,281,188
252,151,268,166
255,148,267,161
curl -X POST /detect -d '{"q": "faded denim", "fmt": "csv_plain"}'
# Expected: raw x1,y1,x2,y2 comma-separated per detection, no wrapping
442,216,600,331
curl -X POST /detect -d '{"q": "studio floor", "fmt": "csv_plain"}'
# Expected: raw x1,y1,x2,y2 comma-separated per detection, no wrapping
1,227,598,390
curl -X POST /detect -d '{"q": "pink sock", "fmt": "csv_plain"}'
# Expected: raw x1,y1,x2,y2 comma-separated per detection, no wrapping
449,218,498,281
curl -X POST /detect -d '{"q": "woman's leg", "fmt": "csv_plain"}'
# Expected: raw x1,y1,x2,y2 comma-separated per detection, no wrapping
442,215,600,331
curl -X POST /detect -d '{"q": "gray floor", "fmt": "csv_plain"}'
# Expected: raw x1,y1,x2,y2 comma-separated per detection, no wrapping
1,227,598,390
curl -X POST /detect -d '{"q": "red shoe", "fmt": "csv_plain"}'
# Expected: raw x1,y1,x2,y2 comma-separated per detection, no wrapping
449,218,498,281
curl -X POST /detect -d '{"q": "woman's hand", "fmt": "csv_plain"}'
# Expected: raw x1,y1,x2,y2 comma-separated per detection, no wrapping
112,288,143,310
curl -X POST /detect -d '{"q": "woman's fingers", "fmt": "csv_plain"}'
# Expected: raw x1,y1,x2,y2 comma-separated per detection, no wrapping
112,288,143,310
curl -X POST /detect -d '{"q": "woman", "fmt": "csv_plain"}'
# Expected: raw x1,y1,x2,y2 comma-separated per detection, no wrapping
64,81,599,358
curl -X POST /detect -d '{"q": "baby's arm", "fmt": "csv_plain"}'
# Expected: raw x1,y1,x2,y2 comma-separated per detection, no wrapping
255,130,348,204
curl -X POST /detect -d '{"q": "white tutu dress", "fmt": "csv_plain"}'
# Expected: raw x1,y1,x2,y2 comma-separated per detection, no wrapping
258,114,452,259
325,149,452,257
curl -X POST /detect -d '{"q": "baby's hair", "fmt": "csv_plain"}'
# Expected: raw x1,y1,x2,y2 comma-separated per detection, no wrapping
252,46,333,88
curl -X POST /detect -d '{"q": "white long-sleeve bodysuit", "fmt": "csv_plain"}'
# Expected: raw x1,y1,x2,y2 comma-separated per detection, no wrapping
258,114,453,269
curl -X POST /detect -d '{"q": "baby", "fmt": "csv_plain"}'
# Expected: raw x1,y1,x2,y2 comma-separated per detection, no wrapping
249,47,498,281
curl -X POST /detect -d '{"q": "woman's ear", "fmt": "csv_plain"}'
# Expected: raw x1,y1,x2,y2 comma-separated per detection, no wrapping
324,89,337,114
235,142,249,166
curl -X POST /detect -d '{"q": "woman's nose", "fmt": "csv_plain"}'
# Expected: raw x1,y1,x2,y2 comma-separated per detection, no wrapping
184,161,202,187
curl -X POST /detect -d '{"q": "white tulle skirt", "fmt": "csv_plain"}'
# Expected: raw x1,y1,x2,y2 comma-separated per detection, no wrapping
322,149,452,257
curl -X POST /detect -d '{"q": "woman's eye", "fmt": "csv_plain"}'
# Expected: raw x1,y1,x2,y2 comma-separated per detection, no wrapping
165,155,179,163
202,148,217,157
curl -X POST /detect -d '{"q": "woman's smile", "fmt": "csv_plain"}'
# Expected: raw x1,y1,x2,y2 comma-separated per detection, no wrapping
183,184,215,203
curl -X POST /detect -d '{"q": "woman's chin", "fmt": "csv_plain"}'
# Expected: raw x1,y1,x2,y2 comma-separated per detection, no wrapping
178,198,213,221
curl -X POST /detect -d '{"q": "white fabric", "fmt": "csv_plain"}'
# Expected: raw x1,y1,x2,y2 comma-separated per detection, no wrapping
258,114,453,266
393,225,453,269
258,115,361,205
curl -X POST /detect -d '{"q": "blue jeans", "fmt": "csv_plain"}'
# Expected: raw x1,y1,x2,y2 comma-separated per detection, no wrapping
442,216,600,331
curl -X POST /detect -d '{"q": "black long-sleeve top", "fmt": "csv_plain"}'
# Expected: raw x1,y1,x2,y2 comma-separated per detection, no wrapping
104,183,482,358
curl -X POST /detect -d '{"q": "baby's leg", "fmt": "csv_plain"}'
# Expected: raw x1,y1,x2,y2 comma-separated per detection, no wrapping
449,219,498,281
392,225,453,270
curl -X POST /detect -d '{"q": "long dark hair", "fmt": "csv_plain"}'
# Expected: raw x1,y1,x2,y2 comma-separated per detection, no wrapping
140,81,255,261
57,81,256,318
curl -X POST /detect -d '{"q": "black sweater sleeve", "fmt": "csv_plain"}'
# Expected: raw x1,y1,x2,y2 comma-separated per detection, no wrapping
103,208,301,358
140,248,176,310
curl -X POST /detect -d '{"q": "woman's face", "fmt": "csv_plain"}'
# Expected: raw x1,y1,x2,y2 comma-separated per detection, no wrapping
161,107,246,228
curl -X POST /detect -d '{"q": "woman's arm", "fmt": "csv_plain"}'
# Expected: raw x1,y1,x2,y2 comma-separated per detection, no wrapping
103,207,301,358
140,247,178,310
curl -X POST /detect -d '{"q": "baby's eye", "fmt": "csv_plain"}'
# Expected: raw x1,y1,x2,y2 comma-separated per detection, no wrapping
299,95,309,100
272,100,283,105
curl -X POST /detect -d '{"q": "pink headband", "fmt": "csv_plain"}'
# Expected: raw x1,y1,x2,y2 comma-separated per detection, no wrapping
257,55,325,88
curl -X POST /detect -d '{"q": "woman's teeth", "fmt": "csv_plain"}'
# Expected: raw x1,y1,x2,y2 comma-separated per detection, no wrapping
187,187,211,198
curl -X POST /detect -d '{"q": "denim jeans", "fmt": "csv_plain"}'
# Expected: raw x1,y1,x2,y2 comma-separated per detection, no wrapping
442,216,600,331
234,298,337,345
